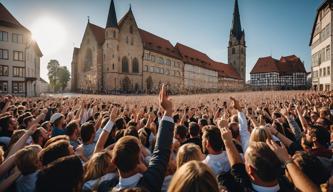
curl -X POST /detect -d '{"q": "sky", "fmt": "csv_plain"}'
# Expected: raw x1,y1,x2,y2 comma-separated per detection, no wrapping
0,0,323,81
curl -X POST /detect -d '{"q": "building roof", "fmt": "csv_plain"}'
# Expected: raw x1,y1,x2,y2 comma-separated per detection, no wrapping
31,41,43,57
0,3,29,31
88,23,105,45
231,0,244,41
106,0,118,28
139,29,181,60
73,47,80,55
309,0,333,46
175,43,214,68
39,78,48,84
213,62,242,80
250,55,306,75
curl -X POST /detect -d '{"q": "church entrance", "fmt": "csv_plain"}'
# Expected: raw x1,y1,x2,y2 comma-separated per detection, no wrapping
122,76,131,93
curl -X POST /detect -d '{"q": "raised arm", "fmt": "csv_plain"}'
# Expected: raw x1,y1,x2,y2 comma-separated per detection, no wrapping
220,127,243,166
93,107,118,153
295,105,309,133
140,84,174,192
266,139,320,192
231,97,250,151
281,107,302,141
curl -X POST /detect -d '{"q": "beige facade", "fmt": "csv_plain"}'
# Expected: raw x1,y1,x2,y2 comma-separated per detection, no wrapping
310,1,332,91
0,3,42,97
184,64,218,90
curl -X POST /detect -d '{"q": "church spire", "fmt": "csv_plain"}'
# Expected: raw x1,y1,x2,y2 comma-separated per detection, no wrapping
231,0,243,41
106,0,118,28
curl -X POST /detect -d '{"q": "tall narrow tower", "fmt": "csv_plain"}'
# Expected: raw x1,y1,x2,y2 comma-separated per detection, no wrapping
104,0,119,90
228,0,246,81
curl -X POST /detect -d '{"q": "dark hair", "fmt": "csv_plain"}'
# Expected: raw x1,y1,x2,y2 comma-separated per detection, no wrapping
199,119,208,127
65,122,79,137
40,140,71,165
23,116,33,127
80,122,95,143
112,136,140,173
202,126,224,152
175,125,187,140
173,114,180,123
0,115,12,136
189,122,200,137
310,125,330,148
36,155,83,192
31,128,43,144
124,126,139,138
293,151,330,185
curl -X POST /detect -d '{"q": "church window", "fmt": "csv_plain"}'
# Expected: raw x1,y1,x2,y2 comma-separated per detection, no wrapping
130,25,133,34
122,57,129,73
132,58,139,73
126,36,129,44
84,48,93,72
131,37,134,45
232,48,235,54
112,64,115,70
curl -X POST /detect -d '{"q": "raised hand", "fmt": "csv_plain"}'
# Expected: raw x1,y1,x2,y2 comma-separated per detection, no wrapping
220,127,233,142
109,107,119,122
266,139,290,163
159,84,173,116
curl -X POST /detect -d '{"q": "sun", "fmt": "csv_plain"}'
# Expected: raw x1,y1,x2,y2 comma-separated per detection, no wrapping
31,16,67,55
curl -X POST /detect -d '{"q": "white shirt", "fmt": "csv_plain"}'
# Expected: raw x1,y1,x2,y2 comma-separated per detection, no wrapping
252,183,280,192
115,173,143,191
203,152,230,175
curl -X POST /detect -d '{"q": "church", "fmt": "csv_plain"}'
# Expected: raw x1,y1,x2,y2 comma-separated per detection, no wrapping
71,0,246,94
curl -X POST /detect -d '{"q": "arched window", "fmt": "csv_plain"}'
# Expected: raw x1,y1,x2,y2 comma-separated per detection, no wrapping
84,48,93,71
132,58,139,73
232,48,235,54
122,57,129,73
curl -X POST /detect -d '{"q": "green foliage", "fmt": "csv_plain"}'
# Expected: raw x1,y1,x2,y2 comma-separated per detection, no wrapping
47,60,70,92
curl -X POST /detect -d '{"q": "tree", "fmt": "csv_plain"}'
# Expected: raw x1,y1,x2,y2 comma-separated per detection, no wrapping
47,60,60,92
47,60,71,92
57,66,70,91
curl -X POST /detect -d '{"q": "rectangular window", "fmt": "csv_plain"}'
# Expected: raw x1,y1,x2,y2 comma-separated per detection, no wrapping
0,81,8,93
328,66,331,75
0,65,9,76
166,59,171,66
149,66,154,73
12,33,23,44
0,31,8,41
13,51,24,61
326,45,330,61
13,67,25,77
0,49,9,60
12,81,25,93
323,68,326,76
151,55,155,62
320,68,322,76
143,65,148,72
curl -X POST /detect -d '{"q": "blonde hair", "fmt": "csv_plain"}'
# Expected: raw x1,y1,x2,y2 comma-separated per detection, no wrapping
168,161,219,192
249,126,272,143
16,145,42,175
0,146,4,164
176,143,203,169
44,135,69,148
83,151,115,182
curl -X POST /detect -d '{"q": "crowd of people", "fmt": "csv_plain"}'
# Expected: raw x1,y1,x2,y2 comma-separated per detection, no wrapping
0,86,332,192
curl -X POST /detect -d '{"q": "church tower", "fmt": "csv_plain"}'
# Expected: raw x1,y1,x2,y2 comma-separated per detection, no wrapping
104,0,119,90
228,0,246,81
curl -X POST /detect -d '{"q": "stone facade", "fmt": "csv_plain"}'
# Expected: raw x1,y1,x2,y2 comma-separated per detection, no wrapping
0,3,42,96
71,0,245,94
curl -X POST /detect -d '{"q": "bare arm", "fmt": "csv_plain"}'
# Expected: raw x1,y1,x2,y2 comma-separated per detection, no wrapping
0,168,21,192
220,127,243,166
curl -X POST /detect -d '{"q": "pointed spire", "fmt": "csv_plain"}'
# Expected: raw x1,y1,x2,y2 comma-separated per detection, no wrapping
231,0,243,40
106,0,118,28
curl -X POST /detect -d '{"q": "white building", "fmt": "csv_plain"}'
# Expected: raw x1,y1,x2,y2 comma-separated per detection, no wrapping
310,0,332,91
0,3,43,96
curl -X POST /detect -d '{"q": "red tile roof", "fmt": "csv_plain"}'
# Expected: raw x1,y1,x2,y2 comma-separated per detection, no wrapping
88,23,105,45
212,62,241,80
0,3,29,32
250,55,306,75
139,29,181,60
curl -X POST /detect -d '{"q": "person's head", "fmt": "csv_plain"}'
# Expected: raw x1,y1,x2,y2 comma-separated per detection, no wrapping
80,122,95,144
228,122,240,139
112,136,140,175
319,107,330,120
249,126,272,143
50,113,64,129
23,116,34,128
65,121,80,140
292,151,330,186
202,126,224,154
124,126,139,138
36,155,83,192
8,129,26,150
40,140,74,166
16,145,42,175
244,142,281,185
188,122,200,137
32,127,49,146
174,125,187,142
41,121,51,132
306,125,330,148
198,118,208,128
168,161,219,192
176,143,204,169
44,135,69,148
0,115,16,136
83,151,115,182
310,112,319,123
